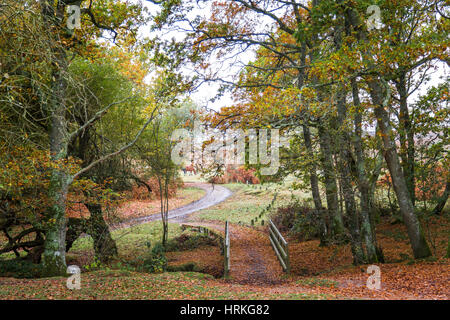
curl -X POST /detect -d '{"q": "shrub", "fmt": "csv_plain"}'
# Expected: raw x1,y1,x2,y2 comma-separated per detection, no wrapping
166,262,201,272
0,259,44,279
165,232,217,252
83,257,106,272
271,203,322,241
270,204,298,233
127,177,184,200
291,209,321,241
141,243,168,273
209,166,260,184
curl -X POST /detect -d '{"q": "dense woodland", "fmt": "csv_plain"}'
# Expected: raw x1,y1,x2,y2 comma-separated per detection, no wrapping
0,0,448,299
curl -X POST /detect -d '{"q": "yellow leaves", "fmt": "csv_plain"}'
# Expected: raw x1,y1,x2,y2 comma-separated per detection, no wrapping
143,102,158,117
300,86,316,100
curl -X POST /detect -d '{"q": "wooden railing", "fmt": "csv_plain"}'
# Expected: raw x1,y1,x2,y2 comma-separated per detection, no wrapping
268,219,290,273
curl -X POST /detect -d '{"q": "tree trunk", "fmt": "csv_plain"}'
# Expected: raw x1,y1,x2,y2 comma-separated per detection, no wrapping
66,218,87,252
25,232,45,264
368,146,384,211
295,43,328,245
351,78,383,263
318,125,345,240
432,180,449,215
335,85,366,264
344,5,432,260
158,177,168,247
41,170,69,276
41,73,70,276
85,203,118,263
396,73,416,205
39,0,70,277
369,80,431,259
302,124,328,245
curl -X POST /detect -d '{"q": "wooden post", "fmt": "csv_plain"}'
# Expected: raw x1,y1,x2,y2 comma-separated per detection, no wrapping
286,242,291,274
224,221,230,278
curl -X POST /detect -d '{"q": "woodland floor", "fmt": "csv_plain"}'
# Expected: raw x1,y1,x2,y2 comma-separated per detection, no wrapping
164,219,449,300
164,182,450,300
0,181,448,300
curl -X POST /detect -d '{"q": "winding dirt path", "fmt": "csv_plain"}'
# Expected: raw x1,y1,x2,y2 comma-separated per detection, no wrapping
227,224,284,285
118,183,283,286
117,183,232,229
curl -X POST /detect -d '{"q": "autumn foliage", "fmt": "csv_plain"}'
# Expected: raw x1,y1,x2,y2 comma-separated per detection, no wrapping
126,177,184,201
209,166,260,184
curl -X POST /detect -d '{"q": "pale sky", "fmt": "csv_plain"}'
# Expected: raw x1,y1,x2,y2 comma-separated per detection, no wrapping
136,0,449,113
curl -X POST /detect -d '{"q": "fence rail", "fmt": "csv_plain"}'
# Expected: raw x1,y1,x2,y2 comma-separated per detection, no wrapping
268,219,290,273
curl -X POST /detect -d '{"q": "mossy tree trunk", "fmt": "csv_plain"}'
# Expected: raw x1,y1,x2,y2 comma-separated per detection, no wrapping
39,0,71,277
351,78,383,263
318,125,345,240
335,87,366,264
395,73,416,206
41,170,70,276
446,236,450,258
344,5,432,260
303,123,329,246
86,203,118,263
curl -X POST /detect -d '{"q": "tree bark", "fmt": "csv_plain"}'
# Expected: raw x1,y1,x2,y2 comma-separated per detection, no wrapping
432,180,449,215
344,5,432,260
351,78,383,263
302,124,328,245
85,203,118,263
395,73,416,205
446,236,450,258
318,125,345,240
370,80,431,259
335,84,366,264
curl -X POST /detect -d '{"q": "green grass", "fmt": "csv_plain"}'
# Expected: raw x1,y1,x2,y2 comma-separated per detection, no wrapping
182,173,206,183
179,186,206,202
69,221,185,264
196,182,311,225
196,184,273,224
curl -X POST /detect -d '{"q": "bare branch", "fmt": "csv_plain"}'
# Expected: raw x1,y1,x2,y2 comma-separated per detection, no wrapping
68,97,133,142
71,105,160,181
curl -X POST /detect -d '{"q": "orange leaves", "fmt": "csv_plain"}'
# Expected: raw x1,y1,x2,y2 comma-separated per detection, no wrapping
113,182,206,221
288,214,450,299
209,166,260,184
